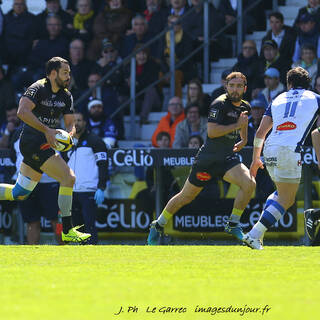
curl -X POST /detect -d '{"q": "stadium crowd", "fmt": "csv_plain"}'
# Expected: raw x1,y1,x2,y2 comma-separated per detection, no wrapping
1,0,320,243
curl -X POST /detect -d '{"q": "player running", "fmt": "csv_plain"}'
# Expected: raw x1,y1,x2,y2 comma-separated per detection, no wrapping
148,72,255,245
0,57,91,243
246,67,320,249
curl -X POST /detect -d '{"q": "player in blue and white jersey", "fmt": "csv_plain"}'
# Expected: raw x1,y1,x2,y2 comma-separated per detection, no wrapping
245,67,320,249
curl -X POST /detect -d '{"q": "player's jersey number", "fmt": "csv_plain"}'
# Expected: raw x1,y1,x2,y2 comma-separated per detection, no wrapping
283,101,298,118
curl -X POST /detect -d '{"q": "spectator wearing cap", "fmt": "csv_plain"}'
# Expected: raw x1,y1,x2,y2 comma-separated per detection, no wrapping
151,96,185,147
257,39,291,87
87,99,118,148
294,0,320,31
261,11,296,63
293,12,320,63
211,69,231,102
256,68,285,109
173,103,207,148
120,14,154,58
35,0,73,40
232,40,261,100
292,44,319,86
87,0,132,61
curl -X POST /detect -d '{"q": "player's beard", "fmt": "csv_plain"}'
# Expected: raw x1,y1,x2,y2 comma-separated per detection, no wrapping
227,91,243,102
55,75,69,89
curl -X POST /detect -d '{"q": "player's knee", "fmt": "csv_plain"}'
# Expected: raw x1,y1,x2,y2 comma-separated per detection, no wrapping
12,174,38,201
243,177,256,193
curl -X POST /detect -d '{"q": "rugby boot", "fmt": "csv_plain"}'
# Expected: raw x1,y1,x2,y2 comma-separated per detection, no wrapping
304,209,320,242
147,220,163,245
243,233,263,250
62,225,91,243
224,220,244,241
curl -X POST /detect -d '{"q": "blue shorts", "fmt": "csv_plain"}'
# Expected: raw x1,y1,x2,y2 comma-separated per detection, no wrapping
19,182,59,223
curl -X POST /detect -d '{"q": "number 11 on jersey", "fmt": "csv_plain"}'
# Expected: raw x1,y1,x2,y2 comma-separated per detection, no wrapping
284,101,298,118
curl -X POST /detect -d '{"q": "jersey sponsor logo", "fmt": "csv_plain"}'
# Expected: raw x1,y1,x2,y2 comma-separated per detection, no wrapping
24,87,37,98
209,109,219,119
226,111,238,118
276,121,297,131
41,99,66,108
196,172,211,181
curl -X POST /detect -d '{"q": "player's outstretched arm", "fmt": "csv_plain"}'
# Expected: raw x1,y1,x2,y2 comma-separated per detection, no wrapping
250,115,273,177
311,127,320,170
17,97,58,148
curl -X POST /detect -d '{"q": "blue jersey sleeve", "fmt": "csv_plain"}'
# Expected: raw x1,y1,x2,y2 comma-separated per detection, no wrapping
264,104,272,117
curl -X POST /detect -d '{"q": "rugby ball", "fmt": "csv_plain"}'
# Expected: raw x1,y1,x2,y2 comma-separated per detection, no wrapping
54,129,73,152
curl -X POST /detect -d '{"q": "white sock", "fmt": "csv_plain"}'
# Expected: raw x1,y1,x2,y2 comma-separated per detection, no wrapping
157,214,167,227
249,221,267,239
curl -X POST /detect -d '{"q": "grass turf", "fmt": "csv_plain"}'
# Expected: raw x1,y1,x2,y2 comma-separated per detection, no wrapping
0,245,319,320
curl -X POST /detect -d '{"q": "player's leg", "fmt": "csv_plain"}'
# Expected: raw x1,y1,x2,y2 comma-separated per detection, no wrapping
247,181,299,241
40,154,90,242
147,179,203,245
0,162,41,201
223,163,256,240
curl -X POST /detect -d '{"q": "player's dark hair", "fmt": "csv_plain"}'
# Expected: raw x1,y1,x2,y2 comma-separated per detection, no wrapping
226,72,247,86
156,131,171,142
268,11,284,23
287,67,311,89
45,57,69,76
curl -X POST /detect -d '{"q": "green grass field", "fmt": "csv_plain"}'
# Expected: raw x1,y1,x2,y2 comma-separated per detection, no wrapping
0,245,319,320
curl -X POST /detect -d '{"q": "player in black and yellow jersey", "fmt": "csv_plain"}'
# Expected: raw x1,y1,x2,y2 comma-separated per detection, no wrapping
148,72,256,245
0,57,90,243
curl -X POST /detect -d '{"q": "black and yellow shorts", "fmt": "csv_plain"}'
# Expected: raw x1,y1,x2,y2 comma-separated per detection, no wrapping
19,132,55,173
188,154,241,187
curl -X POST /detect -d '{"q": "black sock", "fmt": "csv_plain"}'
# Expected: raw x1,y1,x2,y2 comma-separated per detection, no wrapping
62,216,73,234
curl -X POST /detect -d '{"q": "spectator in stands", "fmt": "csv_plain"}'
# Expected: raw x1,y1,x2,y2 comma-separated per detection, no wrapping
292,44,319,86
2,0,35,67
184,0,229,61
158,14,195,97
151,96,185,147
120,14,153,58
0,106,20,149
257,39,291,88
36,0,73,40
143,0,168,36
64,0,101,16
247,98,265,147
232,40,261,100
262,11,296,63
155,131,171,148
293,13,320,63
313,75,320,94
25,15,70,84
256,68,285,109
87,0,132,61
173,103,207,148
188,134,203,149
294,0,320,31
68,38,95,96
168,0,189,17
87,99,118,148
211,69,231,102
218,0,256,35
63,112,109,245
68,0,95,44
125,44,162,124
0,66,16,125
186,79,211,117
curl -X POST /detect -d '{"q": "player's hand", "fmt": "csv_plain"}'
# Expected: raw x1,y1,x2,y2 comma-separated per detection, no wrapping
233,140,246,152
94,189,105,205
250,158,264,178
44,128,59,149
237,111,248,129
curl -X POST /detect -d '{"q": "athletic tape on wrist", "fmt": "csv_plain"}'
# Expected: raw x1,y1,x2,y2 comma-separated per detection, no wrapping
253,137,264,148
